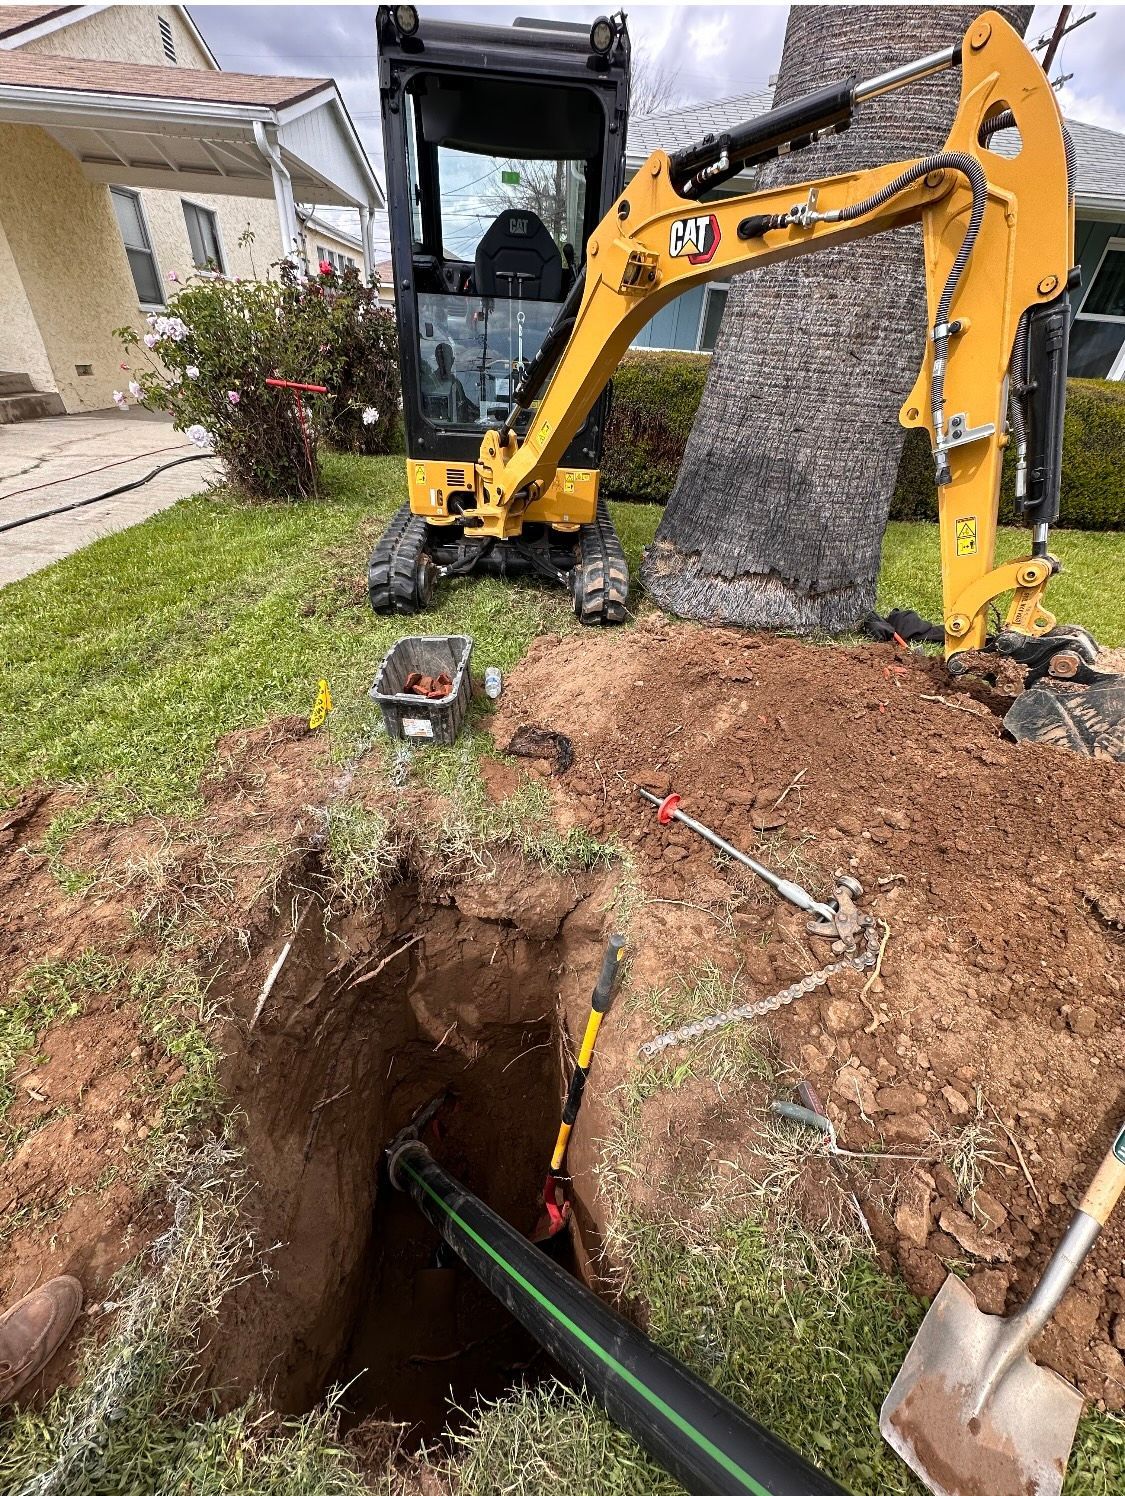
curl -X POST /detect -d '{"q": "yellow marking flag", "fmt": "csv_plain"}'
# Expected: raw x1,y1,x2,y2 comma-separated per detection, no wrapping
309,678,333,730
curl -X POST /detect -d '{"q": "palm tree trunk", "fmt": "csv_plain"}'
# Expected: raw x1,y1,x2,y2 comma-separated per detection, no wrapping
642,5,1032,631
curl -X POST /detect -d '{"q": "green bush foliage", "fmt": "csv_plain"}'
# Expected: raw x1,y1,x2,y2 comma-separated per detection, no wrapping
601,351,1125,530
313,258,401,458
602,350,710,502
116,262,400,500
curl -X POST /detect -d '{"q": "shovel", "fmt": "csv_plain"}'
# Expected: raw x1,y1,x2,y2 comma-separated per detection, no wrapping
880,1115,1125,1496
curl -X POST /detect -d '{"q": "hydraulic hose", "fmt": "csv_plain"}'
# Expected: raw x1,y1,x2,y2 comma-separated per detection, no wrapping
388,1141,846,1496
808,150,987,485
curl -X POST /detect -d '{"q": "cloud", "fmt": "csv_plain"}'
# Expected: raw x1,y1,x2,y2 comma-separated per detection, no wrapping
191,3,1125,261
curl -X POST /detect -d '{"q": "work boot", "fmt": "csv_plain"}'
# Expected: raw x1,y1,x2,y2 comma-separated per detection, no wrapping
0,1276,83,1405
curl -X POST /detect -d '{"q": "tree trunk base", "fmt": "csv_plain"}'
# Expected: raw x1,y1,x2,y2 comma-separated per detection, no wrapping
641,539,874,634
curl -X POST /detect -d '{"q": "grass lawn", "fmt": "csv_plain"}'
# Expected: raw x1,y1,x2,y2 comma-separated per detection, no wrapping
1,457,1123,1496
1,455,1121,818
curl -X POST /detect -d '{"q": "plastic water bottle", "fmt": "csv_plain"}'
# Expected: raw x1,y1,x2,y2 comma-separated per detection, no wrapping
484,666,502,700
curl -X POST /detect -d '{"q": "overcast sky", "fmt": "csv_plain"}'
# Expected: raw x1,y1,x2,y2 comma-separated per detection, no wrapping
186,2,1125,257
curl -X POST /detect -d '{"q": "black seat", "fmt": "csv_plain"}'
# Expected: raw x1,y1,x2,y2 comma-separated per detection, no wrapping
474,209,563,301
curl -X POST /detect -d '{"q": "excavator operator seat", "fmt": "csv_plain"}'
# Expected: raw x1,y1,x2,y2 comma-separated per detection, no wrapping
475,210,564,302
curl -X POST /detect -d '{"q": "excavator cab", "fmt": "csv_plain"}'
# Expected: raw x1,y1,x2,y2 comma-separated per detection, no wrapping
370,7,632,620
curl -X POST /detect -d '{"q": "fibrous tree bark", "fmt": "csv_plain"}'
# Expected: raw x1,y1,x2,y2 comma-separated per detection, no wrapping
642,5,1031,632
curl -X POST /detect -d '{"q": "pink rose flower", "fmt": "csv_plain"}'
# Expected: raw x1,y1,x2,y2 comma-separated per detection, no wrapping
227,390,240,405
318,260,332,275
168,270,180,283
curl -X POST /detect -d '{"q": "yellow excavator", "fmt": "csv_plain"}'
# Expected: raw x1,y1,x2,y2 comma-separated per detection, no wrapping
370,7,1121,752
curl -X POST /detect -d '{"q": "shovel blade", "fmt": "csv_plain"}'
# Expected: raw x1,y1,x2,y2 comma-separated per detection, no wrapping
880,1275,1084,1496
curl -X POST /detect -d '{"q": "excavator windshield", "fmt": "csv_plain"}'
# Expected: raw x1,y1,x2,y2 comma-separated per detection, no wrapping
406,96,592,431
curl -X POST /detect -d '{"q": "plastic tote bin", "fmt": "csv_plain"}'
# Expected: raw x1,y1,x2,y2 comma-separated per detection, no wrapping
371,634,474,745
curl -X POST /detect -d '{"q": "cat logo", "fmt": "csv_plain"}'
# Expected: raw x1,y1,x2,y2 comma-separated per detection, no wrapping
508,215,530,237
669,213,720,265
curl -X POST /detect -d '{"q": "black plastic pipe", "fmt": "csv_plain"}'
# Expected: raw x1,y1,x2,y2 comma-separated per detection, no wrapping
388,1140,846,1496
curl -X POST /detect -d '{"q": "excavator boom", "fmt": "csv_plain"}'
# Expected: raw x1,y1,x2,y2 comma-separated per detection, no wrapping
370,9,1121,750
475,10,1072,673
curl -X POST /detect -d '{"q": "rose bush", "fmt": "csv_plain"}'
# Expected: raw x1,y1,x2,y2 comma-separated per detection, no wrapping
116,259,401,500
315,260,400,457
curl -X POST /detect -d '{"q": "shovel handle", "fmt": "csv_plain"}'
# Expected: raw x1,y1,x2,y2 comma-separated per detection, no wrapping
1079,1119,1125,1227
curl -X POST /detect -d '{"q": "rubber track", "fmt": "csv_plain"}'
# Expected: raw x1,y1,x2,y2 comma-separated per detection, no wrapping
573,497,629,625
368,502,430,614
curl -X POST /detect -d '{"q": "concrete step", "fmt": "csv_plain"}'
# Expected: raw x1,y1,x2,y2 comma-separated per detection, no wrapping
0,372,35,396
0,390,67,424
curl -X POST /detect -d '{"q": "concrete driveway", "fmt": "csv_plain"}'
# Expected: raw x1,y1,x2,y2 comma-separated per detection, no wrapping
0,409,221,588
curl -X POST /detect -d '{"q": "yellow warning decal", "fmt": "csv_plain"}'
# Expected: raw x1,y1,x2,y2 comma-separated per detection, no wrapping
955,516,978,557
413,464,426,485
309,678,333,731
563,475,575,493
537,420,551,444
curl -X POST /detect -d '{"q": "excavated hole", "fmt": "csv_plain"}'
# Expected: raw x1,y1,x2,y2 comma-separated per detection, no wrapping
218,876,596,1448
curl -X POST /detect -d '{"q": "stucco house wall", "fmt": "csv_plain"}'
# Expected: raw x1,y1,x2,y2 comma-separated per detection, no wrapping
303,219,364,272
2,5,287,410
0,212,53,392
0,123,142,411
18,6,213,70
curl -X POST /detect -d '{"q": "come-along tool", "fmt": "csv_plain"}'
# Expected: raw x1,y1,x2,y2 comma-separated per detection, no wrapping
637,786,864,940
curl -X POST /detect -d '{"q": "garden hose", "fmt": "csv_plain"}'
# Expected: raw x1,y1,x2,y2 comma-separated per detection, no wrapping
0,453,212,536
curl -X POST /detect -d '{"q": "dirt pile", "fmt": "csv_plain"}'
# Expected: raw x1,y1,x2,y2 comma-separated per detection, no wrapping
491,618,1125,1408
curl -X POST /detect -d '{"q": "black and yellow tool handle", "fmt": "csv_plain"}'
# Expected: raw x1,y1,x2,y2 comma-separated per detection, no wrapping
550,933,626,1174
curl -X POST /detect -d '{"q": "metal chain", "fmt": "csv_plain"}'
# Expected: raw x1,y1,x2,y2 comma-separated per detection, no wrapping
638,922,882,1059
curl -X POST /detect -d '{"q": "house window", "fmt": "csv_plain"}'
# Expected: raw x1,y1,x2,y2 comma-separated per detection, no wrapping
317,245,358,273
158,15,177,63
183,202,225,273
697,284,729,352
1070,238,1125,380
110,188,164,307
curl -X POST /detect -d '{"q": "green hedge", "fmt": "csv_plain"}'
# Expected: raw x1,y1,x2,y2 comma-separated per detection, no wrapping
603,350,710,502
602,351,1125,530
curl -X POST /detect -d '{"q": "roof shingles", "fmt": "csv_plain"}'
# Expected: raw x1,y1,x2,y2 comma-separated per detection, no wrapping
0,6,75,41
0,50,331,109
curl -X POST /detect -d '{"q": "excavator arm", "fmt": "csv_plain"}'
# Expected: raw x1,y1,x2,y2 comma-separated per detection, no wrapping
471,11,1079,674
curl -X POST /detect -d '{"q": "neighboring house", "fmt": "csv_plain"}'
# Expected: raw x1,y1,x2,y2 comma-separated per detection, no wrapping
298,208,363,276
626,93,1125,379
625,90,771,358
372,257,395,308
0,4,384,417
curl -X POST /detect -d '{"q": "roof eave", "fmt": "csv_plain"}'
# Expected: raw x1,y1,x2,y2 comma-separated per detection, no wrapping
0,80,278,126
1076,191,1125,222
280,86,384,210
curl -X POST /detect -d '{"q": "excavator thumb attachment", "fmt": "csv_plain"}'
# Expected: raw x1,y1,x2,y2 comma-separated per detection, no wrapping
1005,678,1125,761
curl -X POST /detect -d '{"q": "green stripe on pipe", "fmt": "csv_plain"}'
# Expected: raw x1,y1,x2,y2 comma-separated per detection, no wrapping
401,1158,775,1496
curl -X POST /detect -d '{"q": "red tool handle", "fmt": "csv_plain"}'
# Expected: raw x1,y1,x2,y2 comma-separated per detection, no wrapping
542,1173,569,1233
265,377,328,393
